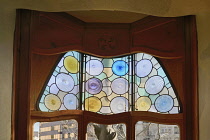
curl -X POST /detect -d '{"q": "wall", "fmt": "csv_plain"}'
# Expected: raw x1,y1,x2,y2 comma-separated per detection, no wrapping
0,8,15,140
196,12,210,140
0,1,210,139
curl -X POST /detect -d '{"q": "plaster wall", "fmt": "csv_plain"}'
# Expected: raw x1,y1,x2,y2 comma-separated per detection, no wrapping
0,1,210,139
196,12,210,140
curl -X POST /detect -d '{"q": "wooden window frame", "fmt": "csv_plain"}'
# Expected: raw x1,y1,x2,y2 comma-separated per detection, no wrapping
12,9,198,140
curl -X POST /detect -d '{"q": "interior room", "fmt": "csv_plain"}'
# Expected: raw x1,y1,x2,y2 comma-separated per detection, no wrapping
1,1,210,139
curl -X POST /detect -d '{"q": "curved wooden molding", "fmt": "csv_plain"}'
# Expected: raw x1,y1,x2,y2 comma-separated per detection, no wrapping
30,12,185,58
31,110,183,124
32,44,82,55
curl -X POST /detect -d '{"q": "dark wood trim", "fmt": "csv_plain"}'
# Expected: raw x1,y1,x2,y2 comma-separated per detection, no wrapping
31,110,183,123
13,9,32,140
32,45,83,55
184,15,199,140
31,110,183,140
12,9,21,140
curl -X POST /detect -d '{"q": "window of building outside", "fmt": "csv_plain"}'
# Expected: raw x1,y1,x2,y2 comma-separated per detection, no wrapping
13,10,198,140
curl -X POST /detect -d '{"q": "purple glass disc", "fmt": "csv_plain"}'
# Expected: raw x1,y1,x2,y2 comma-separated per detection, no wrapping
86,78,103,94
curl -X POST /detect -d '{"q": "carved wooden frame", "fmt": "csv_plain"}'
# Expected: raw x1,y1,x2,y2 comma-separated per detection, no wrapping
13,10,198,140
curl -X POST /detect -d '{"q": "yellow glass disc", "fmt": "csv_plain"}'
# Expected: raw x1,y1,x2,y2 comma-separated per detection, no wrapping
136,97,151,111
64,56,79,73
85,97,102,112
45,94,61,111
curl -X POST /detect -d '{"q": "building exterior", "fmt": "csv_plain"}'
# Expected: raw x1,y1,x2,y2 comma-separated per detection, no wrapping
38,120,78,140
36,121,180,140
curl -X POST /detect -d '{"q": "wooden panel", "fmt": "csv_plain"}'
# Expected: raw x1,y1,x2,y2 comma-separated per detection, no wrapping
31,11,84,54
183,16,199,140
158,58,184,112
30,54,62,111
13,10,31,140
131,16,185,58
84,24,130,57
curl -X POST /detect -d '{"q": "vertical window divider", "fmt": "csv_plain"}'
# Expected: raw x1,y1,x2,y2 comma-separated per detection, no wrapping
84,54,87,111
131,54,135,111
79,53,84,110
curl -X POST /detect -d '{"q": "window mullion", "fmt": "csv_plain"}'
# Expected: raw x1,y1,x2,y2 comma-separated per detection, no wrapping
79,53,85,110
131,54,135,111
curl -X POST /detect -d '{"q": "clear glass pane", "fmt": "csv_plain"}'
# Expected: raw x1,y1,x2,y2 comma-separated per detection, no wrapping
135,121,180,140
33,120,78,140
86,123,126,140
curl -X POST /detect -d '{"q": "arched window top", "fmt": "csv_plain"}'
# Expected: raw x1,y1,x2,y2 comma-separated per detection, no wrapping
38,51,181,114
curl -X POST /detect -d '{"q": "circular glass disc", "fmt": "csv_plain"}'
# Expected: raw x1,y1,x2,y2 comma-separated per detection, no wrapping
111,78,129,94
63,94,78,110
145,76,164,94
56,73,74,92
64,56,79,73
44,94,61,111
86,78,103,94
86,60,103,76
112,60,128,76
135,97,151,111
84,97,102,112
155,95,173,112
135,59,153,77
110,97,129,113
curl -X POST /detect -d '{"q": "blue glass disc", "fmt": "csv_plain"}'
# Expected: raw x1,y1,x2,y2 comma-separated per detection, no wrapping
155,95,173,112
86,78,103,94
63,94,78,110
112,60,128,76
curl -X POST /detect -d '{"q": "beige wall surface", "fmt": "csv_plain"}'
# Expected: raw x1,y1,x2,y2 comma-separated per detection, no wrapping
196,12,210,140
1,0,210,140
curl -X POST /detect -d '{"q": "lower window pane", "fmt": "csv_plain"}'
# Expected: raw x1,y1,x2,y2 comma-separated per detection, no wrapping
33,120,78,140
86,123,126,140
135,121,180,140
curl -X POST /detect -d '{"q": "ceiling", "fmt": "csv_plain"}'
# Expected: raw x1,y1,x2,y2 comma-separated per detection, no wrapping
66,10,148,23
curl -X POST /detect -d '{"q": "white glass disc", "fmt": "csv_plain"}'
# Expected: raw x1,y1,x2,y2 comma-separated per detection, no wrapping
56,73,74,92
135,59,153,77
145,76,164,94
86,60,103,76
110,97,129,113
111,78,129,94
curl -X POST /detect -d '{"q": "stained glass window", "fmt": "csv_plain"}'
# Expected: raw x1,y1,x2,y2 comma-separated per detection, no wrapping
38,51,180,114
134,53,180,114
